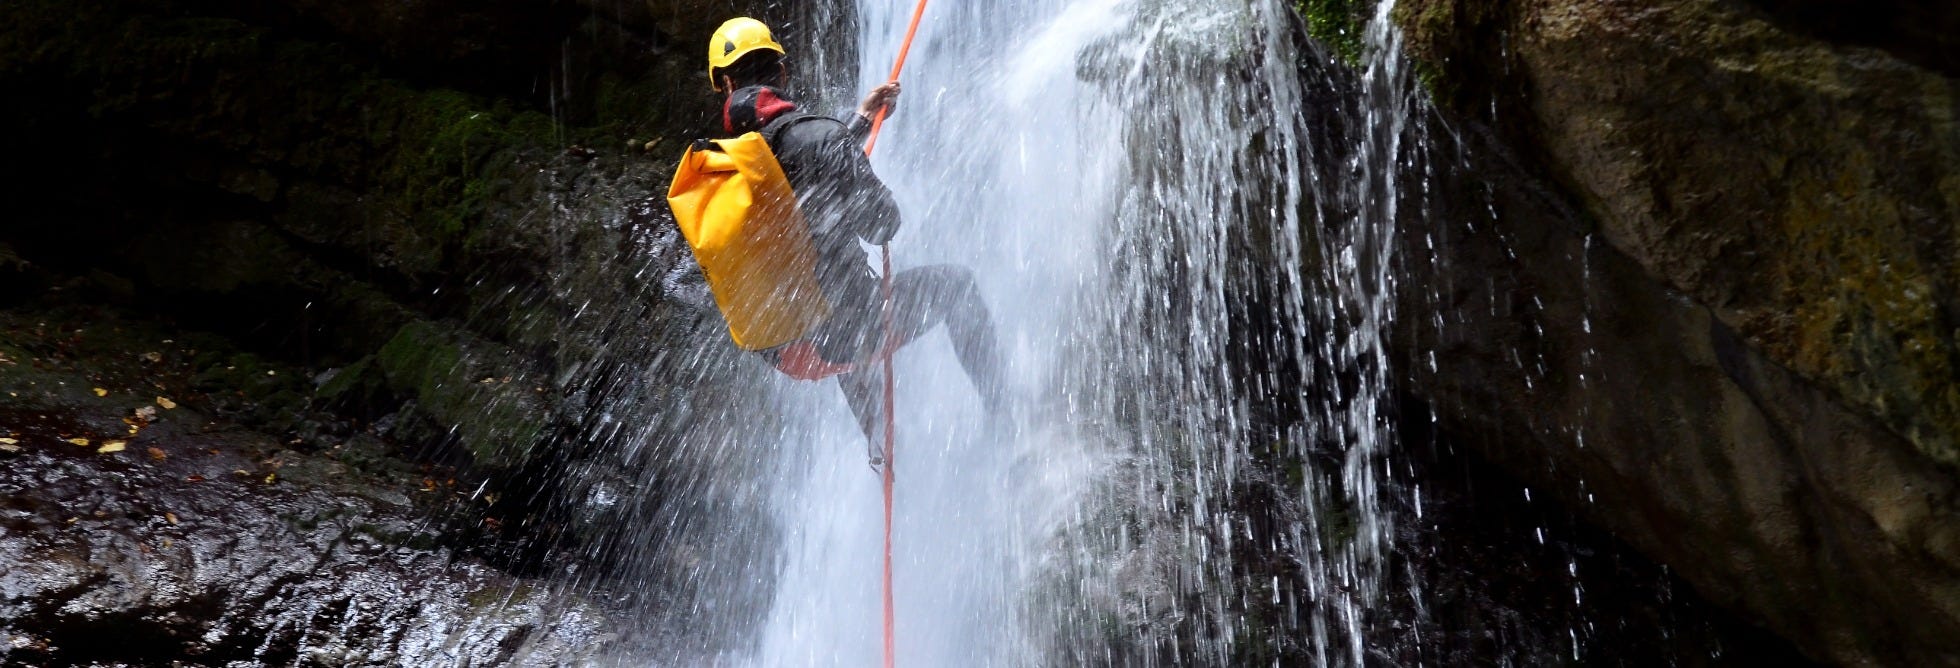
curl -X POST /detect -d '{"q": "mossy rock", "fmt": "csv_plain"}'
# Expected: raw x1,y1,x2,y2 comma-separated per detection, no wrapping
373,320,550,468
1294,0,1369,65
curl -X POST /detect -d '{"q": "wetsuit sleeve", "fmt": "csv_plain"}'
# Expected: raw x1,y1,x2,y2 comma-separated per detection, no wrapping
843,111,874,145
780,118,901,245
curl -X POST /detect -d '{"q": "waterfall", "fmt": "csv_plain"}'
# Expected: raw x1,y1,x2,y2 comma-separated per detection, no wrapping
714,0,1433,664
567,0,1433,664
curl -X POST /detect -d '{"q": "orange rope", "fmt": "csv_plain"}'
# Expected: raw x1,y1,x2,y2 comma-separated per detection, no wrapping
861,1,931,666
864,0,932,156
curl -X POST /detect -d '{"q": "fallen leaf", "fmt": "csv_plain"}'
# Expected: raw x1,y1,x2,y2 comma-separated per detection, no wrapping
134,405,158,422
0,437,17,445
264,472,277,484
142,352,162,363
127,426,140,435
0,444,20,454
97,441,127,454
65,437,89,447
232,469,250,476
156,397,177,410
162,538,173,548
186,474,205,482
92,387,107,397
164,512,178,525
147,447,167,461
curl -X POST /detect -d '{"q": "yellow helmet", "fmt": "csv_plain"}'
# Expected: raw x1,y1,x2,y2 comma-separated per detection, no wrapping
707,17,786,92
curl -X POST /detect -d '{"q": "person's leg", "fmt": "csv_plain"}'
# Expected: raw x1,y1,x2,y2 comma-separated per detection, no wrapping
821,263,1006,454
838,366,889,465
884,265,1006,411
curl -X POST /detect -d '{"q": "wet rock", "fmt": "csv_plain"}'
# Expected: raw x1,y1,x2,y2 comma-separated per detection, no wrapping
0,0,799,656
1385,0,1960,663
0,311,616,665
0,424,613,666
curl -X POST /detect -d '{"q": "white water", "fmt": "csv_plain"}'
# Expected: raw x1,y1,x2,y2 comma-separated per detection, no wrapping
673,0,1428,664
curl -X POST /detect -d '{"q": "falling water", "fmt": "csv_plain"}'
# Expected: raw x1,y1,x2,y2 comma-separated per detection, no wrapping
546,0,1433,664
694,0,1433,664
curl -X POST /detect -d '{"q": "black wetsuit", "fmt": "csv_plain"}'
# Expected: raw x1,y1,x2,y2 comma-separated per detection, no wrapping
721,86,1005,443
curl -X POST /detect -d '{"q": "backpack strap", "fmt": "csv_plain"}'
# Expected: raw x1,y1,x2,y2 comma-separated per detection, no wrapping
759,111,833,145
687,113,826,152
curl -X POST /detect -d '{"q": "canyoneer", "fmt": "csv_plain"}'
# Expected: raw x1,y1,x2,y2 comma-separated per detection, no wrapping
667,17,1006,469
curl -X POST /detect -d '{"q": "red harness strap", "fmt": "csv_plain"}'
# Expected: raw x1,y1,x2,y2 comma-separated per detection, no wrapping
772,340,856,381
770,336,900,382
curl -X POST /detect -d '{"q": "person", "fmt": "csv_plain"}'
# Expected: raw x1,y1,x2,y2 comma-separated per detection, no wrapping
693,17,1006,467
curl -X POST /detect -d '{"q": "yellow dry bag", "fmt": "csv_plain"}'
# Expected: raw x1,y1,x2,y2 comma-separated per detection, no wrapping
667,120,831,350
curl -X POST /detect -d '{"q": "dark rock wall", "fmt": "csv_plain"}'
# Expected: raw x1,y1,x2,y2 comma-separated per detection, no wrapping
0,0,836,502
0,0,835,662
1389,0,1960,664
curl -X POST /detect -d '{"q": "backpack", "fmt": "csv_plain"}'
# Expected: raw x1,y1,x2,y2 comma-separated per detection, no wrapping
667,114,831,351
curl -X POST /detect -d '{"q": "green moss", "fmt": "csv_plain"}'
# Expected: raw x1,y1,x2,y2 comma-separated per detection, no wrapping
1294,0,1367,65
1388,0,1501,105
465,582,536,610
315,357,377,403
360,85,562,274
1780,156,1960,465
374,321,546,467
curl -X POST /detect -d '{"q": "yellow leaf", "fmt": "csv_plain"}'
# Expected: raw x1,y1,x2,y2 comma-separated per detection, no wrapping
165,512,179,525
66,437,90,447
98,441,127,454
0,437,17,445
156,397,177,410
92,387,108,397
264,472,277,484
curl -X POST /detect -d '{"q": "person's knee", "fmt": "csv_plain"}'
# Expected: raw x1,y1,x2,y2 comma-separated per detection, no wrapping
924,265,982,302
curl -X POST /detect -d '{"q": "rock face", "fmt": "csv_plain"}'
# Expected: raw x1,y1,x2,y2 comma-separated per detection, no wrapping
0,0,806,663
0,310,612,665
0,426,611,666
0,0,812,549
1384,0,1960,663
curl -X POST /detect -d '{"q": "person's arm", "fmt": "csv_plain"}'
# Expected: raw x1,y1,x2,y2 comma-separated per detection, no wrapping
843,81,901,146
781,119,902,245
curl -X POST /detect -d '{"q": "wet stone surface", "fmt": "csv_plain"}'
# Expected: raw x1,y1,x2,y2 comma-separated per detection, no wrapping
0,311,613,666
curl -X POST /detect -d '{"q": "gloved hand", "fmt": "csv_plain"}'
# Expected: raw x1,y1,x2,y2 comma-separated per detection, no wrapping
856,81,901,122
